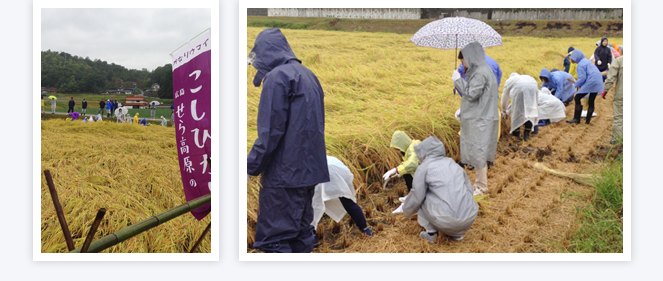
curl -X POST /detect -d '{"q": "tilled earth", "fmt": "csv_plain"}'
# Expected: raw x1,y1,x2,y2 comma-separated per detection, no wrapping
247,90,621,253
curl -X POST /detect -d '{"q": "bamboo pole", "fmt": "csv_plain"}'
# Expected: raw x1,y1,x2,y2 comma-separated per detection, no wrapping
81,208,107,253
69,194,211,253
189,222,211,253
44,170,75,251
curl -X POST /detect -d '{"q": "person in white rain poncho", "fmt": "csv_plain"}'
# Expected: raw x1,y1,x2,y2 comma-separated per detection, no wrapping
160,116,168,127
537,88,567,123
311,156,372,236
116,108,125,123
452,42,499,197
501,73,539,141
402,136,479,243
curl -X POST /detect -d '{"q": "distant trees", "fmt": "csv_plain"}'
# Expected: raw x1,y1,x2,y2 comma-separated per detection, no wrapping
40,50,171,95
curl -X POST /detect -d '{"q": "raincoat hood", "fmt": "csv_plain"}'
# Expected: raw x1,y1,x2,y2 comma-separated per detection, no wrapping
568,46,575,53
601,37,609,46
414,136,446,163
539,68,551,81
390,131,412,152
459,42,487,72
570,49,586,63
249,28,301,87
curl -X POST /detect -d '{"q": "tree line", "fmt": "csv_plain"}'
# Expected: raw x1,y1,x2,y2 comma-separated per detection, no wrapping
41,50,173,98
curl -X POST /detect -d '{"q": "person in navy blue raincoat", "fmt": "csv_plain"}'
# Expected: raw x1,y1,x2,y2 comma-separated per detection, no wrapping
566,49,604,124
247,28,329,253
539,68,576,104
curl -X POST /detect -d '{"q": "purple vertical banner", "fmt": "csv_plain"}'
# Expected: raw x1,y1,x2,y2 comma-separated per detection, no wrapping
171,29,211,220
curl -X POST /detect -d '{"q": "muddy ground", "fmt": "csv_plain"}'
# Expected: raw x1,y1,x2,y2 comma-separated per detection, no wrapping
248,89,621,253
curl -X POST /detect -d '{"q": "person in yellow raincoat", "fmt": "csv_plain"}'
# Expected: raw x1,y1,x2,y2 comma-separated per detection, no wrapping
133,113,139,125
383,131,421,192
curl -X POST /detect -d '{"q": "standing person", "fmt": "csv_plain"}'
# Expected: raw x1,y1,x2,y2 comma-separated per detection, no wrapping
452,41,499,197
41,97,45,113
383,131,421,193
50,97,57,114
566,49,604,124
150,102,157,118
594,37,613,81
98,99,106,115
501,73,539,141
170,103,175,123
401,136,478,243
67,97,75,113
81,98,88,116
457,51,502,88
106,99,112,118
311,156,372,236
113,100,119,117
563,47,574,73
133,113,140,125
247,28,329,253
603,51,624,144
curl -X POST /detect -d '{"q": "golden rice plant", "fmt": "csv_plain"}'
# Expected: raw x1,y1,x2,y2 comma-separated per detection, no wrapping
533,162,597,186
41,119,211,253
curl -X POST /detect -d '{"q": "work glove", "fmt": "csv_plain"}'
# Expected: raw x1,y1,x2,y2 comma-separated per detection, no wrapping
607,63,611,68
601,91,608,99
399,195,408,203
451,70,461,82
383,168,399,181
392,202,404,214
597,60,602,66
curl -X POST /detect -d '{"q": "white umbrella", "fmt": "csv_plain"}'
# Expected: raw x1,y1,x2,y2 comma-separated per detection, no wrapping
115,106,130,117
150,101,161,106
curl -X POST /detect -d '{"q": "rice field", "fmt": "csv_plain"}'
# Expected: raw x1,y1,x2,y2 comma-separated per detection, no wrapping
41,119,211,253
246,27,623,252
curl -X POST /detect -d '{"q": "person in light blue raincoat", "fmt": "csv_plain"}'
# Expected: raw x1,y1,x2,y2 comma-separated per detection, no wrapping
539,68,576,104
566,49,604,124
457,52,502,93
247,28,329,253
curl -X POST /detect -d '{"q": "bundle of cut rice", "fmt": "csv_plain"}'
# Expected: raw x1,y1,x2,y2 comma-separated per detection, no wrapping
533,163,597,186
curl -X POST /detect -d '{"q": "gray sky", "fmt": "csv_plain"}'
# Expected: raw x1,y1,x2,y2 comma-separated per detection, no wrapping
42,8,211,71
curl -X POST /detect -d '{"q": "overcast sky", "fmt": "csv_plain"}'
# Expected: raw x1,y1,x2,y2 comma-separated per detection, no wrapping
42,8,211,71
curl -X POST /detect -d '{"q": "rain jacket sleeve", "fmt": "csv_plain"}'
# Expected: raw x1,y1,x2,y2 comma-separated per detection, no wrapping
247,74,289,176
604,56,622,92
454,74,487,102
575,63,588,89
402,162,428,217
397,140,420,176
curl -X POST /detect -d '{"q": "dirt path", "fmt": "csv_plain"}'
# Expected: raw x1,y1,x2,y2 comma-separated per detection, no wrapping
247,90,620,253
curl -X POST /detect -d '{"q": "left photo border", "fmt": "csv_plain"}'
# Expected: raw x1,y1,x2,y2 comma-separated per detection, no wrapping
33,0,220,261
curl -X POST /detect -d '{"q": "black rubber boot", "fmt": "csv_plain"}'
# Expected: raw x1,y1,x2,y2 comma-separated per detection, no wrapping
585,108,594,124
566,107,582,124
524,129,531,141
511,129,522,141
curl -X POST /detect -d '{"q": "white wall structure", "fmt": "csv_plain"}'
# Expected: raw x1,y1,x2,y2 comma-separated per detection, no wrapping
268,8,421,20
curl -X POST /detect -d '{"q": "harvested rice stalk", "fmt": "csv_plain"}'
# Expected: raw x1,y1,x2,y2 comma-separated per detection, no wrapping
533,163,597,186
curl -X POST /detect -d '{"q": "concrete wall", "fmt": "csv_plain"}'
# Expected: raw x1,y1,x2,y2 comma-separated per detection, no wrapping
422,8,623,20
247,8,268,16
267,8,421,20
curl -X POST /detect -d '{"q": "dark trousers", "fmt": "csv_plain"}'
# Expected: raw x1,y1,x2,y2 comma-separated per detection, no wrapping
339,197,367,230
254,186,317,253
573,93,598,122
67,107,74,113
403,174,413,192
512,121,533,136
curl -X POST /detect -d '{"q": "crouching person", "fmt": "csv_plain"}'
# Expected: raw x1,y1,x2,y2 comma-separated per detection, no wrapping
402,136,479,243
312,156,372,237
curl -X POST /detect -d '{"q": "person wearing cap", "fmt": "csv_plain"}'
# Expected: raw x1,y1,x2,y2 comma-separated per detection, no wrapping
106,99,112,117
247,28,329,253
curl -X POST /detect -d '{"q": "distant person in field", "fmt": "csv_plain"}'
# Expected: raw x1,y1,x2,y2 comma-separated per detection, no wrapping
106,99,112,117
611,42,622,58
452,41,499,197
50,97,57,114
139,118,147,126
160,116,168,127
98,99,106,115
593,37,613,81
113,100,119,117
247,28,329,253
311,156,372,237
170,103,175,123
539,68,576,105
603,48,624,144
81,98,87,116
501,73,540,141
563,46,574,73
133,113,139,125
116,108,125,123
384,131,421,193
567,49,604,125
68,112,79,121
401,136,478,243
67,97,75,113
150,103,157,118
41,97,45,113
